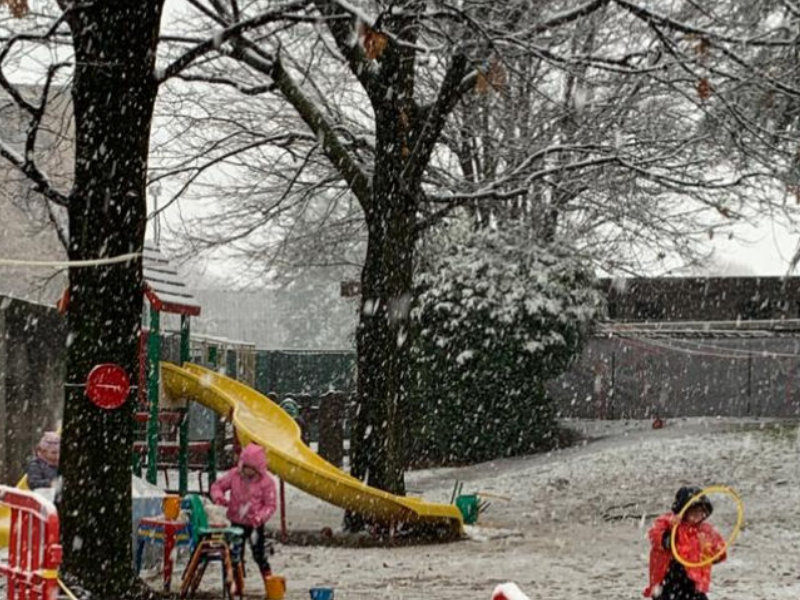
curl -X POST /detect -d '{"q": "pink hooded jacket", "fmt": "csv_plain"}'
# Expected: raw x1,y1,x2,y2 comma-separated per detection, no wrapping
210,443,278,528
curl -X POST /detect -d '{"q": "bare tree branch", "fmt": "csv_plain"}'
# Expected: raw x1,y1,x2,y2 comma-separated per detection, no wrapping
0,124,70,207
0,8,73,114
158,0,312,82
311,0,381,99
228,42,372,207
614,0,800,46
407,50,470,181
173,72,275,94
533,0,613,32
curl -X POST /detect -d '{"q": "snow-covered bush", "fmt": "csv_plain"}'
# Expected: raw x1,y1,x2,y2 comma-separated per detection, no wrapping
408,226,604,465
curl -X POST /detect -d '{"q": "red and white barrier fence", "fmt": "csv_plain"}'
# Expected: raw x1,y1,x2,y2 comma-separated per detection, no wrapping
0,485,62,600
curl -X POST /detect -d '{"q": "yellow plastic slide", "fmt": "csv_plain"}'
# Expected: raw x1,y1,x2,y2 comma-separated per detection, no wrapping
162,362,463,535
1,363,462,547
0,476,28,548
0,508,6,547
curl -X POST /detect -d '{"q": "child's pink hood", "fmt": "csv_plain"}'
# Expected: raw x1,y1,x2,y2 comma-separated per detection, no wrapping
210,442,277,528
239,441,269,478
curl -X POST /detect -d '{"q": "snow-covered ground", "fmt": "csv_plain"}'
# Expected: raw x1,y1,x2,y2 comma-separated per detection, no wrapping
150,417,800,599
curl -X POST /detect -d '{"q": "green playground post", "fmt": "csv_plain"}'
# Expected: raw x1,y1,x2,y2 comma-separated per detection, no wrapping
178,314,191,495
146,306,161,485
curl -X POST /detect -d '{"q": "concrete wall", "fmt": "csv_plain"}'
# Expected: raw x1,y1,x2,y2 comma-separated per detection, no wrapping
0,296,66,484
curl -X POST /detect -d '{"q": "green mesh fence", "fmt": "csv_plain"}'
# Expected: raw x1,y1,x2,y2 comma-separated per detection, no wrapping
254,350,355,396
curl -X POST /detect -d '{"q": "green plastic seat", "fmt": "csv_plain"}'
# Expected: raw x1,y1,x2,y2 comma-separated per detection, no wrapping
455,494,480,525
181,494,244,549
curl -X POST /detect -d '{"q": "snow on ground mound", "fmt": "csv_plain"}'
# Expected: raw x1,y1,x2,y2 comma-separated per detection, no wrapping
464,525,524,542
157,417,800,599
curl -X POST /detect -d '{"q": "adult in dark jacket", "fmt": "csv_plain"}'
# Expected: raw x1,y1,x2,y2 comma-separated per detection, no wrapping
26,431,60,489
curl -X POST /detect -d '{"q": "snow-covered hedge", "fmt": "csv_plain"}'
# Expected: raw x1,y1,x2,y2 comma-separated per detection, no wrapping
408,226,604,465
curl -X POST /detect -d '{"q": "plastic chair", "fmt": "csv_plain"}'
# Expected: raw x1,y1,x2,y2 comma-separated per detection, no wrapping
181,538,240,599
180,494,245,599
181,495,243,547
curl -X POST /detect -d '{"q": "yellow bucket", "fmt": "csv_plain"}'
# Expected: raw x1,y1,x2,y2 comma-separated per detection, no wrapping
266,575,286,600
162,495,181,520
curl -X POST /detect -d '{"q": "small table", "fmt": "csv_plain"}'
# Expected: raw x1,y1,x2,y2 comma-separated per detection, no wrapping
135,516,191,591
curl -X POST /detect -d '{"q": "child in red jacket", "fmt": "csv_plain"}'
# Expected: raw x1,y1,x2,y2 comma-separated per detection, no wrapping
644,486,727,600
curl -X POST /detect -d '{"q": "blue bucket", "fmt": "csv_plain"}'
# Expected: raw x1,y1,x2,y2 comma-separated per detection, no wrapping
309,588,334,600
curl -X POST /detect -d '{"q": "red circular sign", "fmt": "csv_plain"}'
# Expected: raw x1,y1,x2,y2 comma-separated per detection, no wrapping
86,364,130,410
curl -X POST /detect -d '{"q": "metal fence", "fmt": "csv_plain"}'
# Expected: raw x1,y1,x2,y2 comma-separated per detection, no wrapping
255,350,355,397
549,333,800,419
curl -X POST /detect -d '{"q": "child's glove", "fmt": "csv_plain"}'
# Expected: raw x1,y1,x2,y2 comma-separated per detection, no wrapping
210,488,229,507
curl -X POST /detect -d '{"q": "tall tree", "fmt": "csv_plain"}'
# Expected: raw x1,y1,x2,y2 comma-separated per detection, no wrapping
56,1,165,594
0,1,166,595
0,0,304,594
157,0,800,510
155,0,478,499
6,2,800,557
439,1,800,273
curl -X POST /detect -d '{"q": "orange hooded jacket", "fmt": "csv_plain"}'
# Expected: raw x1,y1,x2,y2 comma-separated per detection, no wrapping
644,513,726,597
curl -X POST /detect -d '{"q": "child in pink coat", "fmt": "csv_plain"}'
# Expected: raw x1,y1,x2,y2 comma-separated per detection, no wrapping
211,442,278,579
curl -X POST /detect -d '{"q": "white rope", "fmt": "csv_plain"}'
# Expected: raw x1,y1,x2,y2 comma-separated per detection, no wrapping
64,382,138,389
0,252,141,268
619,333,800,360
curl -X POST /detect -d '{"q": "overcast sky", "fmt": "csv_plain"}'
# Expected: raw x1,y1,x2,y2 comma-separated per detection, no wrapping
4,1,799,282
693,220,797,277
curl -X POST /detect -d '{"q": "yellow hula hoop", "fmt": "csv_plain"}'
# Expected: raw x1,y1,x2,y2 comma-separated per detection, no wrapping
35,569,80,600
670,485,744,569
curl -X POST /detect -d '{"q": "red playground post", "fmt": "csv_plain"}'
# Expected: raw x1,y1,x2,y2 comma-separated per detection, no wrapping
0,485,62,600
280,478,288,542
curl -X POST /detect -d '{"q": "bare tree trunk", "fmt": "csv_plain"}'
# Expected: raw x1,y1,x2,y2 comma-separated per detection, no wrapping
347,87,420,526
351,201,416,492
58,2,164,596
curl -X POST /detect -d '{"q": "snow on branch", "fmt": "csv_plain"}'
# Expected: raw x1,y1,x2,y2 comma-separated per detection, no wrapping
0,135,69,207
532,0,612,33
0,53,71,207
312,0,383,100
230,45,371,207
427,156,625,204
614,0,799,47
157,0,312,83
329,0,375,28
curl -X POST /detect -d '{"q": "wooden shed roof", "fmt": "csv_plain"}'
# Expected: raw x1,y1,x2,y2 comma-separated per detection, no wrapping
143,245,201,316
